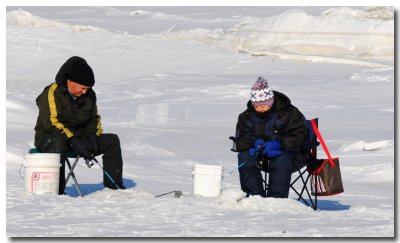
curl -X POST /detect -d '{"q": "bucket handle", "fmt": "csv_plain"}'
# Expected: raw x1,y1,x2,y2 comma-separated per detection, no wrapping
19,162,24,179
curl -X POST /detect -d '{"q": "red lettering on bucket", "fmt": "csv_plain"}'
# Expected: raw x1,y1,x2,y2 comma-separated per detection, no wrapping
30,172,57,193
41,174,54,180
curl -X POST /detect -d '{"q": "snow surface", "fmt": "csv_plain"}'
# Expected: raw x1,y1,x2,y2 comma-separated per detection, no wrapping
5,6,394,238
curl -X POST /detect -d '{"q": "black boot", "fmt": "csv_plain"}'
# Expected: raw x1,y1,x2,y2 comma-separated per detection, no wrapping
104,182,126,190
98,134,125,190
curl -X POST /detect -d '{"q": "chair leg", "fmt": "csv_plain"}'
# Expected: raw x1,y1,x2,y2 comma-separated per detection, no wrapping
65,157,78,184
300,174,317,210
65,157,83,197
311,175,318,210
291,170,313,209
263,171,268,192
291,168,318,211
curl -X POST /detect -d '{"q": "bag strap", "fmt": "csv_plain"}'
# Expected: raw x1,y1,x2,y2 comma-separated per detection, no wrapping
310,119,335,167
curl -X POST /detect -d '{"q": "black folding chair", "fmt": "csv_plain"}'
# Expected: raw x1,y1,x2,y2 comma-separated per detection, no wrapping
29,148,84,197
230,118,322,211
287,118,322,210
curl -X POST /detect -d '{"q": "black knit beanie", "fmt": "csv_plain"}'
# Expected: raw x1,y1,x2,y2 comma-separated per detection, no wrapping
69,61,95,87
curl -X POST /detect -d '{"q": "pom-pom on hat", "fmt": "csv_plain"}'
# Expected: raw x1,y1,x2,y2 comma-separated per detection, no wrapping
250,77,274,107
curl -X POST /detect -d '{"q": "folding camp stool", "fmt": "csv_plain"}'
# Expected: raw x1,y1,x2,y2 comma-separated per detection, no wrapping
29,148,84,197
64,151,84,197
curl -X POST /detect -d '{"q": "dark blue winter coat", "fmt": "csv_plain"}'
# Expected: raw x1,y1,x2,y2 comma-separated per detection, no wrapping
235,91,307,152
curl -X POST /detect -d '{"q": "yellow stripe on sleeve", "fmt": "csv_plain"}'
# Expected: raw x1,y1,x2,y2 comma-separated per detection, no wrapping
48,83,74,138
96,111,103,136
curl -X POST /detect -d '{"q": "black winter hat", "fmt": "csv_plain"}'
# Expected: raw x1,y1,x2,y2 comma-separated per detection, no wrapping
69,61,95,87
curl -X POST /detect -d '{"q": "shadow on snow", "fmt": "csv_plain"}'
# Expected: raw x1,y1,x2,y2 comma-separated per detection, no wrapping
64,178,136,197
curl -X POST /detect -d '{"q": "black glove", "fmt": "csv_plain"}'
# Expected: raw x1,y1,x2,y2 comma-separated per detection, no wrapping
86,134,100,155
69,137,92,161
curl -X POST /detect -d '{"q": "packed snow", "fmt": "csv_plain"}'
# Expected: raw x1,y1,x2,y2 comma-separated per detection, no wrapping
5,6,394,238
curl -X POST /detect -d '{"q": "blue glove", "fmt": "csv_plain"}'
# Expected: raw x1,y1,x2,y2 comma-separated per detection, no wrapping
262,141,282,158
249,138,265,156
254,139,265,149
249,147,257,156
263,141,281,150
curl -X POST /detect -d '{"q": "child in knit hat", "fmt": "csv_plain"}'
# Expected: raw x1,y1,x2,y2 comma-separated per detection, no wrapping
232,76,307,198
250,77,274,113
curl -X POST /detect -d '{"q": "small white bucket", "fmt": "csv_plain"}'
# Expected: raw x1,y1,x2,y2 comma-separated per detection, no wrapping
23,153,61,195
192,164,224,197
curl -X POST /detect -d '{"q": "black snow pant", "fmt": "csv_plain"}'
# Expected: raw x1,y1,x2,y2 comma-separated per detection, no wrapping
37,133,124,194
238,150,295,198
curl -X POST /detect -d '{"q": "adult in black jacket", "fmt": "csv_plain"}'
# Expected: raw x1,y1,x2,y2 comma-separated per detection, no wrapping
34,56,125,194
234,77,306,198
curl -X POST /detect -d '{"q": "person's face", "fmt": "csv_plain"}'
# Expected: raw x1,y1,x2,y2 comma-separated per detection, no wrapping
67,80,91,97
254,104,271,113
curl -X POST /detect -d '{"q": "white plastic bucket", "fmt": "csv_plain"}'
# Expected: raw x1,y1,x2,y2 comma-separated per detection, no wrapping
24,153,61,195
192,164,224,197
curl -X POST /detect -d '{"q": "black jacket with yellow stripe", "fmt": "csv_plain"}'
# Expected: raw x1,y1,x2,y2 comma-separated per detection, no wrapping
34,57,102,147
